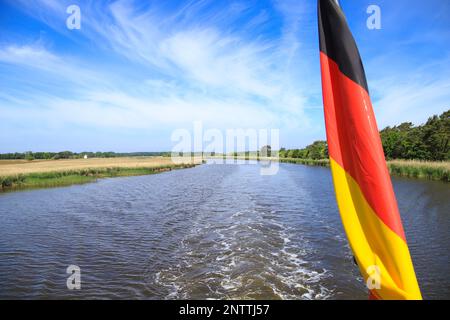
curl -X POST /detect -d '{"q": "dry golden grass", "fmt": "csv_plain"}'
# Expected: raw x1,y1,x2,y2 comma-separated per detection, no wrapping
388,159,450,170
0,157,202,177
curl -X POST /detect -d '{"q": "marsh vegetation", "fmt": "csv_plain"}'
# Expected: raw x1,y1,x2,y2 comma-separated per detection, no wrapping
0,157,201,191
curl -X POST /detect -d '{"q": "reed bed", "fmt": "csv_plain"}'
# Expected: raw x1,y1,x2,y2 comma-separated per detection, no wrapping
387,160,449,182
279,158,449,181
278,158,330,167
0,157,201,191
214,155,330,167
209,156,449,182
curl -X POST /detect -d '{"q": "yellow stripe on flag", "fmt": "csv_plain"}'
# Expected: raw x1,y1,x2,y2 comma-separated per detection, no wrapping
330,158,422,300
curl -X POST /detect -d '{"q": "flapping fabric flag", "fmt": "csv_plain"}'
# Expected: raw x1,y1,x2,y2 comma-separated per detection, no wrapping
318,0,422,300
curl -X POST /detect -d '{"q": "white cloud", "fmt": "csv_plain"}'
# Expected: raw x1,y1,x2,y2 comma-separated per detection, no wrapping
0,0,314,139
368,52,450,128
0,44,114,90
372,79,450,128
4,0,448,152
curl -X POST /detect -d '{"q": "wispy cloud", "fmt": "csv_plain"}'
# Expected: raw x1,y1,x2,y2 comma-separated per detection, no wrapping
1,1,312,136
367,43,450,128
0,0,449,152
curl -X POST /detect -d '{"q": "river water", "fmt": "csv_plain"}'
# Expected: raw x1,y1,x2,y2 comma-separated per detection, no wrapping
0,161,448,299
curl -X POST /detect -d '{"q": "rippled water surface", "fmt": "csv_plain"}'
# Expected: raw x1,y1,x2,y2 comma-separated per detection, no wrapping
0,161,448,299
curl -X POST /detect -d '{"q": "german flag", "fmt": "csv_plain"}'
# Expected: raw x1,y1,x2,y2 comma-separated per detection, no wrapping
318,0,422,300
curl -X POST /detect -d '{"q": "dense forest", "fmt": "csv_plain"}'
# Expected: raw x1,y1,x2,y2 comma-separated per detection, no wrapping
379,110,449,161
279,109,449,161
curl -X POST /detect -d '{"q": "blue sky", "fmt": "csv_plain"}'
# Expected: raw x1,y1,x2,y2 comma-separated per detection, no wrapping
0,0,449,152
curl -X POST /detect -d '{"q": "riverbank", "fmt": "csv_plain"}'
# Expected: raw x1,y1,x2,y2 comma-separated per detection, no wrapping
0,157,202,191
387,160,449,181
2,156,448,192
212,156,449,182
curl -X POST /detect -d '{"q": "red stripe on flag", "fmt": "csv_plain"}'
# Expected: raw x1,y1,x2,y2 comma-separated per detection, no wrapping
320,52,406,241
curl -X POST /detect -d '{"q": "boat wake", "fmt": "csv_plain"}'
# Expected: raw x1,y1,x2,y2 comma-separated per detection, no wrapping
145,207,332,299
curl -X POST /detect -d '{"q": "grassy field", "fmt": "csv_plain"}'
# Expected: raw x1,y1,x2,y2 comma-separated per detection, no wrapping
1,156,447,192
0,157,202,191
211,156,449,182
387,159,450,181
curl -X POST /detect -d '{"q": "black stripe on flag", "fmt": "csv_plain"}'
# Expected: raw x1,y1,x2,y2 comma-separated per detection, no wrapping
318,0,369,93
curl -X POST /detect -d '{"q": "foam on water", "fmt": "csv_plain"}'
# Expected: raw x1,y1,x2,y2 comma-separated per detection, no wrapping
1,162,447,299
148,206,333,299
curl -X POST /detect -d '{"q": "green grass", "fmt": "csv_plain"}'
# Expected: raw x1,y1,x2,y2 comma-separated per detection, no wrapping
387,160,449,182
0,164,196,191
221,155,331,167
212,156,449,182
278,158,330,167
280,158,449,182
6,158,443,191
278,157,449,182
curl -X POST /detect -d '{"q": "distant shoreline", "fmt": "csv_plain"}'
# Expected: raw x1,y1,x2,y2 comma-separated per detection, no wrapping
209,156,450,182
1,156,448,192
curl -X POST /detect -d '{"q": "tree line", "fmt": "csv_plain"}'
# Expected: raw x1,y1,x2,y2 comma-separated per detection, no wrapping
1,110,448,161
279,109,449,161
0,151,171,160
279,141,328,160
